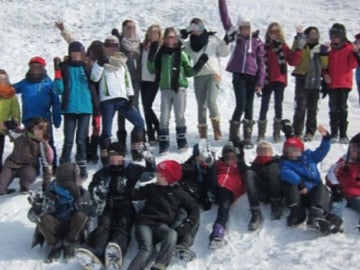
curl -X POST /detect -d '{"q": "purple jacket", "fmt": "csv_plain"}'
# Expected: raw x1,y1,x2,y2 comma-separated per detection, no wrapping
218,0,265,87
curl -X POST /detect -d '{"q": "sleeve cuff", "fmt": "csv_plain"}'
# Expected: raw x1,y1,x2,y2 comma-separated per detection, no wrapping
55,70,62,79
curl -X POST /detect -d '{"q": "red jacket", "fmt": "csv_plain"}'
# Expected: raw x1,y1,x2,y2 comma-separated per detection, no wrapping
326,156,360,198
327,42,358,89
266,43,302,86
216,159,245,199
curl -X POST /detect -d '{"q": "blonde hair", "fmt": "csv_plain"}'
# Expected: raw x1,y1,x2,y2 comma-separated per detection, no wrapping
256,141,273,156
143,24,163,46
265,22,286,43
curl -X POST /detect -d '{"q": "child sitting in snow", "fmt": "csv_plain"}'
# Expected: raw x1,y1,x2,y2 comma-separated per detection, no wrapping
127,160,200,270
209,140,246,248
244,141,283,231
27,162,95,262
326,133,360,233
0,69,20,173
281,125,332,233
0,117,53,194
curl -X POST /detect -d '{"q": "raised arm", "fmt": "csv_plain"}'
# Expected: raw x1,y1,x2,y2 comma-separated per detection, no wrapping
218,0,234,31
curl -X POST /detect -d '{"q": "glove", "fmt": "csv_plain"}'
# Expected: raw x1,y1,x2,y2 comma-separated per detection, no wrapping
319,44,329,55
331,184,344,202
111,28,121,39
3,119,18,131
97,53,109,67
125,95,134,110
223,32,236,44
180,29,190,39
53,57,62,79
193,53,209,72
148,42,159,62
320,79,328,99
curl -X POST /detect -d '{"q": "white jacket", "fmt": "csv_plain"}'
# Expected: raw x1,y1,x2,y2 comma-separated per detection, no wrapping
183,35,230,77
91,52,134,102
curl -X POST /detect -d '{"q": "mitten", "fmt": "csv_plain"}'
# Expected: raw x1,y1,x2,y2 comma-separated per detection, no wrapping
180,29,190,39
193,53,209,72
296,33,307,49
3,119,18,131
223,32,235,44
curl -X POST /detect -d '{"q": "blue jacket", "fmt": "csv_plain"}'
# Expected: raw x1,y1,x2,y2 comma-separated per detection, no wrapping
54,63,93,115
13,75,61,127
47,180,75,221
280,136,331,191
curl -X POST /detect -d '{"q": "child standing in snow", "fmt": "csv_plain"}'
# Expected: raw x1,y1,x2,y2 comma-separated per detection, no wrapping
244,141,283,231
258,23,303,143
148,27,208,154
0,118,53,194
323,23,359,144
326,133,360,233
181,18,230,141
127,160,200,270
0,69,20,173
281,125,331,233
218,0,265,148
209,141,246,247
28,163,94,262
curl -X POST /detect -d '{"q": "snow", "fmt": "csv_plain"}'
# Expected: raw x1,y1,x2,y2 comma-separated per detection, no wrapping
0,0,360,269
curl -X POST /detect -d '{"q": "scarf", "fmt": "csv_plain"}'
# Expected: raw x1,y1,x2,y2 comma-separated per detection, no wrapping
104,52,128,72
0,83,15,98
155,45,182,92
190,30,209,52
264,39,287,85
252,156,274,165
120,35,141,53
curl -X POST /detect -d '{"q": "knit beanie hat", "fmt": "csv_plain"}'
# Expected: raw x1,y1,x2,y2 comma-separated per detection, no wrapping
29,56,46,67
104,35,120,48
108,142,126,156
222,143,238,158
156,160,183,184
55,163,81,199
69,41,85,53
329,23,346,40
188,18,205,32
283,137,304,153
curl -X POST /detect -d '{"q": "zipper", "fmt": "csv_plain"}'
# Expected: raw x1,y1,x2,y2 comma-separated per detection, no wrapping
241,40,248,73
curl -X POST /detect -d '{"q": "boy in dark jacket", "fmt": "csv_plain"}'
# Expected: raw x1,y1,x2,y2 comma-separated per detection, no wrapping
127,160,200,270
244,141,283,231
281,125,331,233
75,142,155,269
27,163,94,262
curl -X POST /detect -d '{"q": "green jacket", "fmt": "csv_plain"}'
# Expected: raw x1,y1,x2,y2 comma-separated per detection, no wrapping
0,96,20,135
148,49,197,90
292,41,328,76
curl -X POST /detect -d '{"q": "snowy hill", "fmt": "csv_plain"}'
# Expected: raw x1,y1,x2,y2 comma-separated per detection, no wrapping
0,0,360,269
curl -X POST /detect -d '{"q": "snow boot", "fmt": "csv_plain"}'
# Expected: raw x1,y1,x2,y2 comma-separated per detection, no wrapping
248,207,264,231
158,128,170,155
242,119,255,149
31,226,45,248
63,240,77,260
211,117,222,141
209,223,225,241
77,160,88,179
75,247,103,270
176,126,188,152
131,129,145,161
287,204,306,227
307,206,326,231
47,241,63,263
257,120,267,142
229,120,241,142
303,133,314,142
198,124,208,139
105,242,122,269
326,213,343,234
100,137,111,167
270,198,283,220
88,135,100,163
273,118,282,142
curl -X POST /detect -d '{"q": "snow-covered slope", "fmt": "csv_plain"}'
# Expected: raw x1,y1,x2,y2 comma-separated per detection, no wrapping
0,0,360,269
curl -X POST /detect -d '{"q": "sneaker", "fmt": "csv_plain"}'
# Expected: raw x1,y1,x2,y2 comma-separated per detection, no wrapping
331,136,338,144
303,133,313,142
287,205,306,227
339,137,349,144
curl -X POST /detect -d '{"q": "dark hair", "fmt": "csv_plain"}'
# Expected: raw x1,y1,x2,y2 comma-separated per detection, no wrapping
0,69,7,75
27,117,50,139
164,27,178,37
304,26,319,36
122,19,134,28
190,18,203,25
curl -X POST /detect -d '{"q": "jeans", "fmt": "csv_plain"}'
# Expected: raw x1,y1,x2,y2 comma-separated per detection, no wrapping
159,89,187,129
60,114,91,164
194,75,220,124
100,98,144,139
328,89,350,125
231,73,256,121
127,223,177,270
171,208,199,249
214,187,234,228
330,197,360,223
259,82,285,120
293,76,320,136
141,81,160,133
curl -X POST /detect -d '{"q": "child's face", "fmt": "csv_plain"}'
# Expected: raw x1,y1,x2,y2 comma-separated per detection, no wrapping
32,125,45,140
70,51,83,62
239,25,251,38
122,22,136,39
349,143,360,163
155,172,168,186
29,63,44,76
164,32,179,48
224,152,238,167
0,74,9,84
269,28,280,40
109,154,124,166
284,147,302,160
257,147,273,157
148,28,161,43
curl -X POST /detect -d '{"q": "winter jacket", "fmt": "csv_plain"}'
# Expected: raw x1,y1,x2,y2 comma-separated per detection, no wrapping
265,42,302,86
218,0,265,87
326,42,358,90
292,42,328,89
14,75,61,127
119,35,142,83
216,159,245,199
54,63,93,114
91,52,134,102
326,155,360,199
356,67,360,84
281,136,331,191
129,182,200,229
183,34,230,77
4,132,53,170
148,46,197,90
0,94,20,135
251,156,281,178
